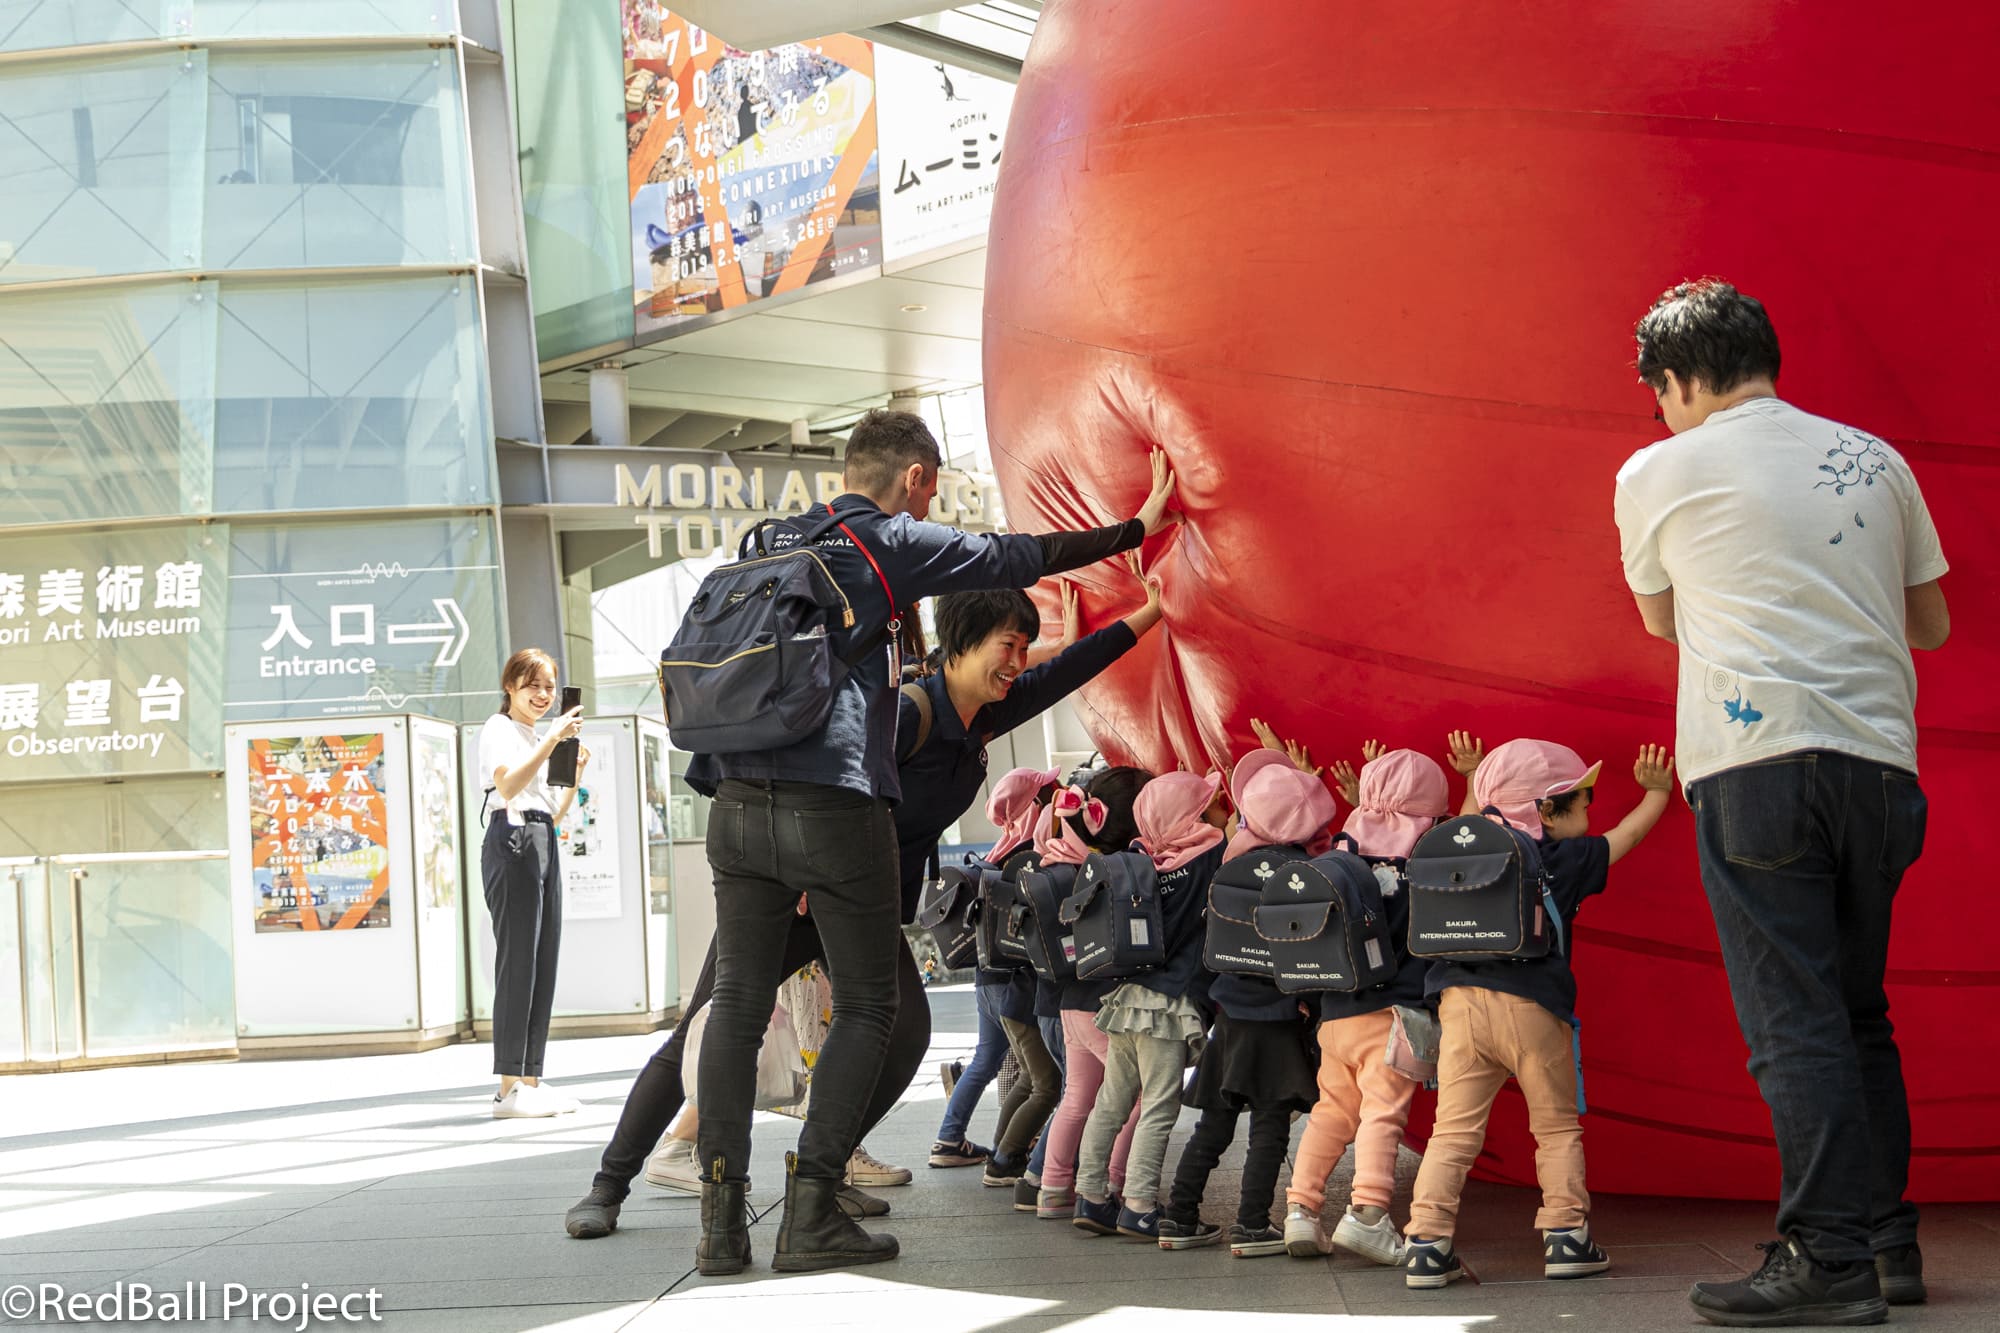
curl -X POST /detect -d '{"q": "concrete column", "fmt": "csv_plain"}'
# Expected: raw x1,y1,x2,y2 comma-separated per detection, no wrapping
589,363,630,447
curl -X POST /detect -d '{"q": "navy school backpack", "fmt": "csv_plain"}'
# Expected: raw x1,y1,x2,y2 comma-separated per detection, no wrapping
914,852,984,971
1203,845,1284,979
1060,849,1166,981
1404,809,1553,959
657,505,895,754
1017,860,1081,983
1258,835,1399,993
975,845,1039,972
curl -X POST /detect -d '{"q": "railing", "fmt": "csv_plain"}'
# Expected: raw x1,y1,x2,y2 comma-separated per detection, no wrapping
2,851,234,1069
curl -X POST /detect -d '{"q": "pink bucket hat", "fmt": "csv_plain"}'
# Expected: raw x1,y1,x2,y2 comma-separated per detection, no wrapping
985,765,1062,861
1340,749,1449,860
1135,771,1226,870
1226,750,1338,861
1473,738,1604,838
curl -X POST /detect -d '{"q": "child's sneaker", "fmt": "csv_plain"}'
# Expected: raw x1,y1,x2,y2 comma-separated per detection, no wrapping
1115,1204,1161,1241
982,1151,1027,1187
1405,1235,1464,1289
1036,1186,1077,1219
1158,1216,1224,1250
1229,1223,1288,1258
1072,1194,1121,1236
1543,1224,1612,1279
939,1059,963,1097
927,1137,990,1168
1334,1205,1406,1266
1284,1203,1332,1257
1013,1176,1041,1212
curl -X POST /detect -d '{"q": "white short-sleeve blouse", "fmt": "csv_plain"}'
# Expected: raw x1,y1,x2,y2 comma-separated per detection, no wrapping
477,713,555,826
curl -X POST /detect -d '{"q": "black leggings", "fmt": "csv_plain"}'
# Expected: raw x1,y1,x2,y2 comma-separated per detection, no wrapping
590,918,930,1199
1166,1102,1294,1231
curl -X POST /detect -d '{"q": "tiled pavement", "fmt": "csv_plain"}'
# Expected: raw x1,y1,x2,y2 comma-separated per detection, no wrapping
2,986,1992,1331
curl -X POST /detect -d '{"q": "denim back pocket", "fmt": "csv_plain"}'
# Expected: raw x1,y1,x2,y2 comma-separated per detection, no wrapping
1717,754,1816,870
1879,769,1928,880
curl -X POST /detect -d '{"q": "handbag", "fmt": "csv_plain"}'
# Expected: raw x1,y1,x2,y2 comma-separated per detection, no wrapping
1061,849,1165,981
1384,1003,1440,1085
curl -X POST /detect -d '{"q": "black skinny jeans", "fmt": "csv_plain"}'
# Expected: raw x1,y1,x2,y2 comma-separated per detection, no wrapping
693,779,910,1182
591,916,931,1199
1167,1103,1294,1231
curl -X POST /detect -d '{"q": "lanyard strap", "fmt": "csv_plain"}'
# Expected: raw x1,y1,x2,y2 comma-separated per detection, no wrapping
834,515,900,629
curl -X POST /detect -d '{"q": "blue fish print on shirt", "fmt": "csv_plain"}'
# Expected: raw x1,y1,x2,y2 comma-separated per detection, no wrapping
1723,693,1763,728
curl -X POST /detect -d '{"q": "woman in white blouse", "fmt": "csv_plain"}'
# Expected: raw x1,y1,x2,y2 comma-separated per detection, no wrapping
478,647,589,1118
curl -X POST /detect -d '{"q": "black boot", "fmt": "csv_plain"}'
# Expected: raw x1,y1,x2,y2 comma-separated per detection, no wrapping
696,1178,752,1276
773,1152,899,1272
834,1183,891,1218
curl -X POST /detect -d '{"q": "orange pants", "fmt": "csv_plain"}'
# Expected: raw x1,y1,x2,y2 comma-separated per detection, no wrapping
1406,986,1588,1238
1286,1008,1418,1213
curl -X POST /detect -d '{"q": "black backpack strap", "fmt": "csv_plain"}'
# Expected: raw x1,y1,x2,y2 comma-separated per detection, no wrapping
1329,831,1360,854
897,682,935,763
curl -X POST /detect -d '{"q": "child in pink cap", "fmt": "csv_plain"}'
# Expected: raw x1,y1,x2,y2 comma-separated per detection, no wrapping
1158,745,1339,1256
1403,736,1674,1292
927,766,1060,1170
1074,770,1231,1242
1035,765,1152,1218
1284,746,1450,1265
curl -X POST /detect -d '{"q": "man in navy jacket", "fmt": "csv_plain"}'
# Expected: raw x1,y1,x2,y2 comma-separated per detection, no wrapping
691,409,1179,1276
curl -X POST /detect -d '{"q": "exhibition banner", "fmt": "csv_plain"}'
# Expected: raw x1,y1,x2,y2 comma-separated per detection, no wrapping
875,47,1014,262
624,5,881,336
558,722,622,921
0,524,227,782
246,733,391,932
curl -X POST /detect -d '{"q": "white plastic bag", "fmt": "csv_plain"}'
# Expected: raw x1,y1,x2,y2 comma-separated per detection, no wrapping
679,994,811,1113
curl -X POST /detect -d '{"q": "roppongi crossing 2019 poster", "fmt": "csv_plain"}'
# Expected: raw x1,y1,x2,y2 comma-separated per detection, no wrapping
623,5,882,335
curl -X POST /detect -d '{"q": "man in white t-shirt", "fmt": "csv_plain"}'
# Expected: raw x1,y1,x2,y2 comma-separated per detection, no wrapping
1614,279,1950,1329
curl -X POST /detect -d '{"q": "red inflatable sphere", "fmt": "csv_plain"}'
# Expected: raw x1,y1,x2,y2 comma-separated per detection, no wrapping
984,0,1999,1199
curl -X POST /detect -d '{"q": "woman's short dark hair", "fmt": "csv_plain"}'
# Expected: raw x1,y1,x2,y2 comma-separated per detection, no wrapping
843,408,942,495
1634,278,1781,395
936,589,1039,662
1063,764,1154,853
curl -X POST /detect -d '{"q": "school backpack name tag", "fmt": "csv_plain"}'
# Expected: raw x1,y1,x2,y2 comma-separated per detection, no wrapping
1257,843,1398,994
1405,812,1552,960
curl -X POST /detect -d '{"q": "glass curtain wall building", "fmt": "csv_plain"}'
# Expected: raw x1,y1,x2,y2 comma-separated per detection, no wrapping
0,0,541,1065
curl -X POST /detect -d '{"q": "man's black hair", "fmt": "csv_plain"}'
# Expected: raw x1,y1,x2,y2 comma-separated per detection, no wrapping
1634,278,1781,395
936,589,1038,663
843,408,942,496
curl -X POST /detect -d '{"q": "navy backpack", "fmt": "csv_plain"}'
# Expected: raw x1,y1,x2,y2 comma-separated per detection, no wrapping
1405,810,1553,959
1258,836,1399,993
1061,850,1166,981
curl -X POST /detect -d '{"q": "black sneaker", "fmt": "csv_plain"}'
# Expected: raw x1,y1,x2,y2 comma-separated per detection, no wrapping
563,1184,623,1239
1874,1244,1925,1305
1405,1235,1464,1290
939,1059,963,1098
1013,1177,1041,1212
1228,1223,1288,1258
982,1151,1027,1187
927,1137,990,1168
1543,1224,1612,1279
1689,1238,1887,1327
1158,1216,1224,1250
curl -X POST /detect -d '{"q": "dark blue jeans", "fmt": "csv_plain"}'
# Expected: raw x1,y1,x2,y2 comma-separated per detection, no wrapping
697,779,902,1183
1688,750,1926,1264
936,981,1009,1144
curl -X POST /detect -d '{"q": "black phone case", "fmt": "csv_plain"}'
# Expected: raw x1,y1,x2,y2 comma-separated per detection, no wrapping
547,688,582,787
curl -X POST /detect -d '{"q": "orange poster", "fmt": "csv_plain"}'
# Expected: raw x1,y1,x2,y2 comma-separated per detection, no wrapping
248,734,392,932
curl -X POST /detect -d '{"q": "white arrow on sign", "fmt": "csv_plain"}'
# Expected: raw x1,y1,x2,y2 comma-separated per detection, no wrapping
386,598,470,669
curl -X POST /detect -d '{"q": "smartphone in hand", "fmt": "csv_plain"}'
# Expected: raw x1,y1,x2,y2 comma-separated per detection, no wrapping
548,686,583,787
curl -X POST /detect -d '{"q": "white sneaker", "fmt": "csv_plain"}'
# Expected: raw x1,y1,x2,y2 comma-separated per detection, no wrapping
844,1143,913,1187
1285,1203,1332,1257
534,1084,581,1115
492,1083,562,1119
644,1137,702,1194
1333,1206,1407,1266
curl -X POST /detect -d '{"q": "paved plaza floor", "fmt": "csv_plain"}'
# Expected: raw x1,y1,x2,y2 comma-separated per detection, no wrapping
2,986,1993,1331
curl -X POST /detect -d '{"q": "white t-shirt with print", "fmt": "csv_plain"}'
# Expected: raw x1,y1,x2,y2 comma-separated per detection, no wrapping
1615,397,1948,788
477,713,556,826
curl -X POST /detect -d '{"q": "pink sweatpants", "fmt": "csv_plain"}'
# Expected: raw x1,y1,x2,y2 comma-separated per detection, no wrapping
1286,1009,1419,1214
1039,1009,1139,1192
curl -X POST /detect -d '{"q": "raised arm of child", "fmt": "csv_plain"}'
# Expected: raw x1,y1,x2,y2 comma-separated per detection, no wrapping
1249,716,1323,777
1605,744,1675,865
1328,739,1385,807
1446,730,1484,815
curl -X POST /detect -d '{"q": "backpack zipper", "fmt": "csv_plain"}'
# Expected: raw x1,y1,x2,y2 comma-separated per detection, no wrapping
716,548,857,627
